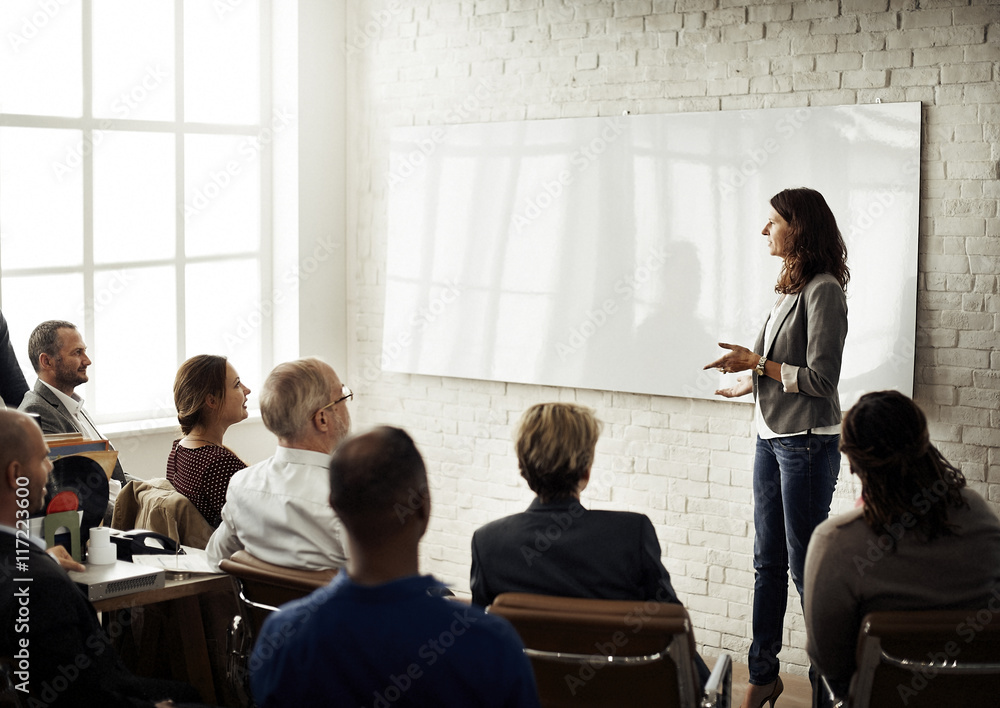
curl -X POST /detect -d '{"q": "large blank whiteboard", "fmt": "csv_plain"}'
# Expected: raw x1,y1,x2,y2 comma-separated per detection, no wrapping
383,103,920,406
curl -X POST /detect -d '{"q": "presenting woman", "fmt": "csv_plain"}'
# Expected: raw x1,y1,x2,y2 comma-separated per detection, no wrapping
167,354,251,527
804,391,1000,703
704,187,849,708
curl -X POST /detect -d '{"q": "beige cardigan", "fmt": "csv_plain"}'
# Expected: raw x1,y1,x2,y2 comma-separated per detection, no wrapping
110,477,214,549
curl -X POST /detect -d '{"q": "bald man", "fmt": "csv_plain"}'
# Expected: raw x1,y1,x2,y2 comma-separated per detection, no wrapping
0,409,203,708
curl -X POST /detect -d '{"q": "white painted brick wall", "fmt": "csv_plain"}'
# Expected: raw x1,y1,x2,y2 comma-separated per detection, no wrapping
345,0,1000,676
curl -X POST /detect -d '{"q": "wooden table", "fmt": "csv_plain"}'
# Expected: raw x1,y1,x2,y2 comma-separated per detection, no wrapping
95,573,235,704
92,573,232,612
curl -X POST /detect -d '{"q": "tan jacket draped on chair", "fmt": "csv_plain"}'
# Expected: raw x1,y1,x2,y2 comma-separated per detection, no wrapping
111,477,214,549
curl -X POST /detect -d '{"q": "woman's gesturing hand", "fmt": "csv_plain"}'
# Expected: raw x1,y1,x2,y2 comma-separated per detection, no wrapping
703,342,758,374
714,375,752,398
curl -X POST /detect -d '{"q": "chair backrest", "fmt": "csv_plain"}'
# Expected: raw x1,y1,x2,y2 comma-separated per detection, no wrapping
490,592,701,708
850,610,1000,708
110,478,215,549
219,550,337,634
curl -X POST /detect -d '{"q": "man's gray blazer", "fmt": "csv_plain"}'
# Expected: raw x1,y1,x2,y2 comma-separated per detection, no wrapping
19,379,127,484
752,273,848,436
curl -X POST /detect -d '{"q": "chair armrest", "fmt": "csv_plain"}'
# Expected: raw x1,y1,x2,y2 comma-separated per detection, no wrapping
701,653,732,708
819,672,845,708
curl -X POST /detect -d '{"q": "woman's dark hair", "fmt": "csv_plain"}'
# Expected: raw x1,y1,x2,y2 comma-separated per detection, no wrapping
515,403,602,502
771,187,850,294
840,390,967,550
173,354,228,435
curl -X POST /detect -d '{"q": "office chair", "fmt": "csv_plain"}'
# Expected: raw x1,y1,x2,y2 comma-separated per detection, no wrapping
490,592,731,708
822,609,1000,708
219,551,336,707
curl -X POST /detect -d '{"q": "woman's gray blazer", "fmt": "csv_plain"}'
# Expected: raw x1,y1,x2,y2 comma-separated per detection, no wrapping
752,273,848,435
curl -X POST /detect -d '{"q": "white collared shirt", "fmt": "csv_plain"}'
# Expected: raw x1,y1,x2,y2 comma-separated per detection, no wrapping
205,445,348,571
39,380,103,441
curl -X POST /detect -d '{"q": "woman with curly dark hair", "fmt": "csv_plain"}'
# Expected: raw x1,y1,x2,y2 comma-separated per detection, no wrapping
704,187,850,708
804,390,1000,700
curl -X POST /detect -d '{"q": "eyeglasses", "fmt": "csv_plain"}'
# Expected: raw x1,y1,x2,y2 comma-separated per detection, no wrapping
318,385,353,413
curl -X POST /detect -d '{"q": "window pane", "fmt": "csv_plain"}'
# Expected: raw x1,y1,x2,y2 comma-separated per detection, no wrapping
1,273,86,389
92,0,174,121
185,259,261,399
183,0,259,124
0,127,83,269
184,134,260,257
92,266,175,420
0,0,82,116
94,131,175,264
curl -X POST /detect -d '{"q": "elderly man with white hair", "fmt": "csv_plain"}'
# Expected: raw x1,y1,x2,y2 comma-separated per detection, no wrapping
206,357,352,571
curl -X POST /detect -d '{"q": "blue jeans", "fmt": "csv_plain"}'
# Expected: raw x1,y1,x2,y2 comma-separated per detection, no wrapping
748,433,840,685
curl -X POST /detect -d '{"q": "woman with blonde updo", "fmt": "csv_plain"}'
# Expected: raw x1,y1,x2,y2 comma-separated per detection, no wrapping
804,390,1000,702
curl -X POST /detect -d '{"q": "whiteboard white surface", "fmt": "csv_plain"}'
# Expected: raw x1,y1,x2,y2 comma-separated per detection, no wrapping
383,103,920,407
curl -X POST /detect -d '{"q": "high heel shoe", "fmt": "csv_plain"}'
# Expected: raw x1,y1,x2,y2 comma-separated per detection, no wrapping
743,676,784,708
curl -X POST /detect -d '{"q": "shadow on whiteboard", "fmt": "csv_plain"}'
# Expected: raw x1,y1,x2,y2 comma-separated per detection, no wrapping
383,102,921,409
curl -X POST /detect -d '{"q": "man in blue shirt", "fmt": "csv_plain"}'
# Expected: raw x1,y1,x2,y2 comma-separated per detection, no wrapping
250,426,540,708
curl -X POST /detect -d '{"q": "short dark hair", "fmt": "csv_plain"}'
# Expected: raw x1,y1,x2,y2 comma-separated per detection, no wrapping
770,187,850,294
840,390,967,550
329,426,428,544
173,354,228,435
515,403,602,502
27,320,77,373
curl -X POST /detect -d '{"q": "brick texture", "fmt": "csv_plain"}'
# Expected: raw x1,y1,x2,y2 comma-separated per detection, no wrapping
346,0,1000,675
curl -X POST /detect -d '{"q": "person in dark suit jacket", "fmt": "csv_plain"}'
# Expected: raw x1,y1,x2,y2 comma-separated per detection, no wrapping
0,309,28,408
0,409,203,708
470,402,709,684
18,320,126,484
470,402,681,606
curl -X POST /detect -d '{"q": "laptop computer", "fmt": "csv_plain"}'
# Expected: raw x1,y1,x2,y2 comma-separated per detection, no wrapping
69,560,165,602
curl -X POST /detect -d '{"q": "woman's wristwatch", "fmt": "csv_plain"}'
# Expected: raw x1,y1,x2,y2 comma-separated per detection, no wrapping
754,355,767,377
